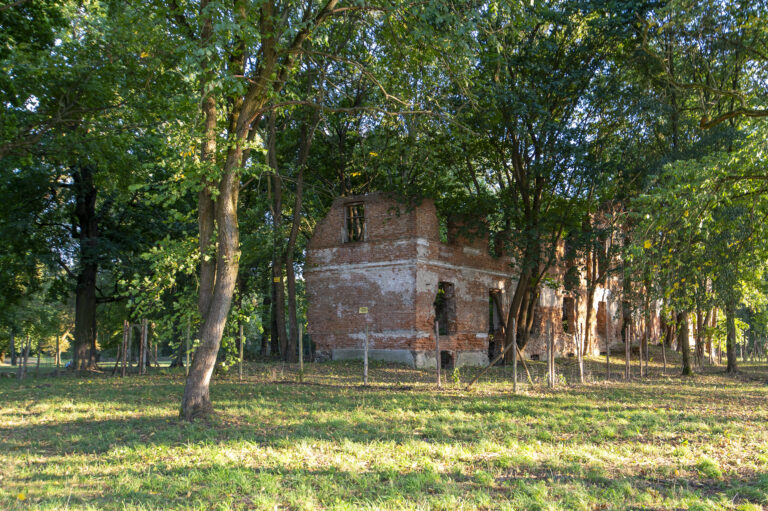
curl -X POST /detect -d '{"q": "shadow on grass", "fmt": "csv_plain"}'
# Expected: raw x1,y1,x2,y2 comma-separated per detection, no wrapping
1,373,765,457
6,455,768,510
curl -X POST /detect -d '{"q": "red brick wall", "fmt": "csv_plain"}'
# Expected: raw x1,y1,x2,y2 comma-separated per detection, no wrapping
306,193,646,364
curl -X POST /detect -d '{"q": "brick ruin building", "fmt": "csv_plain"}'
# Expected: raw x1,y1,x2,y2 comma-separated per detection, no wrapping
305,193,649,368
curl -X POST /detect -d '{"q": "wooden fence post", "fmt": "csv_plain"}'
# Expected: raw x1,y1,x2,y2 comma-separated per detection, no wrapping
185,317,190,377
625,321,631,381
577,322,584,384
546,322,553,388
435,319,441,389
141,319,148,375
121,320,128,377
511,318,517,394
239,322,244,381
298,322,304,379
363,321,369,386
56,331,61,377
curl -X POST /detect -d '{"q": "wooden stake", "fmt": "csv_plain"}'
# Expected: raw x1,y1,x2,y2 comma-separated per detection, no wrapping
435,319,441,389
56,330,61,377
465,321,531,390
578,322,584,384
363,321,369,386
185,317,190,377
239,322,244,381
511,318,518,394
625,321,631,381
141,319,148,375
298,322,304,375
546,322,553,388
637,321,642,379
121,320,128,377
645,316,650,378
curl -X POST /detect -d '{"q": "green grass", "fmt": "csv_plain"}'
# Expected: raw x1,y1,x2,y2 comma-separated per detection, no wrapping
1,352,767,510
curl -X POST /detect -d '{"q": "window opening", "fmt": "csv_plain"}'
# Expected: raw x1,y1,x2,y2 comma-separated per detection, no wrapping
562,297,575,334
434,282,456,336
345,203,365,242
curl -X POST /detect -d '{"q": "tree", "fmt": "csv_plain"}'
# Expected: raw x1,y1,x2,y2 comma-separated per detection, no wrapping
639,0,768,129
169,0,460,419
632,123,768,375
1,1,193,369
453,2,641,353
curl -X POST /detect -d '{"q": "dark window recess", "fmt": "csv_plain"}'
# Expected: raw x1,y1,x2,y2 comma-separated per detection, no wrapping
345,203,365,242
531,304,542,337
488,294,495,334
440,351,454,370
597,300,608,337
434,282,457,335
562,297,575,334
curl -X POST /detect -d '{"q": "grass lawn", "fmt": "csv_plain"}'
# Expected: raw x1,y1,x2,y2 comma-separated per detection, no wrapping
1,351,767,510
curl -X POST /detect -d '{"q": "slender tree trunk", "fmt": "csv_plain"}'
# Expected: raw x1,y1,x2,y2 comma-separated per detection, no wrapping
503,265,534,360
18,336,30,381
584,284,595,355
267,115,289,360
625,320,631,381
283,112,317,364
695,308,704,368
270,281,279,357
644,312,650,378
170,319,184,368
138,320,145,375
725,301,738,373
10,330,16,366
679,311,692,376
284,159,303,364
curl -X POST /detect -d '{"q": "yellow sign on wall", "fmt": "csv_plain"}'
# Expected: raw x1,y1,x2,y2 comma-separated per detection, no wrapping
358,307,369,314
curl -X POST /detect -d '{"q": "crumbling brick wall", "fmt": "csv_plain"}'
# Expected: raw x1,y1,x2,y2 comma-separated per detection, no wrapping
306,193,639,367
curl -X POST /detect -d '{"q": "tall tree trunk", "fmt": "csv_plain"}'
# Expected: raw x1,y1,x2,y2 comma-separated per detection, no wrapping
725,301,738,373
182,161,241,419
181,0,339,419
268,115,288,360
72,165,99,371
678,311,692,376
284,110,318,364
